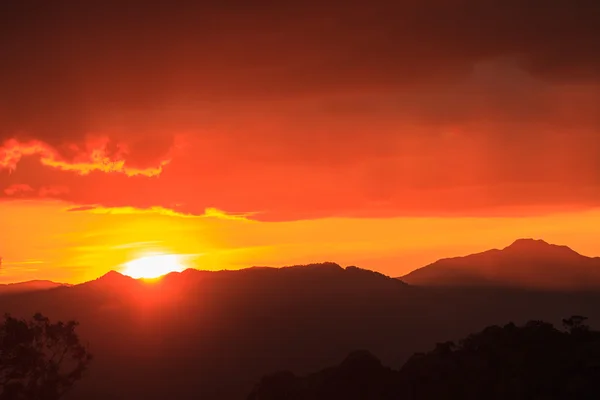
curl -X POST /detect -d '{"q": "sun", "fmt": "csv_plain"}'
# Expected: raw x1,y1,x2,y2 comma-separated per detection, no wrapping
121,254,187,279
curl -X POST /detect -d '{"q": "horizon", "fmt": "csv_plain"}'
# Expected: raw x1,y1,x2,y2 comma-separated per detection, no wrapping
1,236,596,285
3,199,600,284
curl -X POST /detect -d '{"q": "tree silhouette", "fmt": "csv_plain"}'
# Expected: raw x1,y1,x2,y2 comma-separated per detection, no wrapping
249,315,600,399
563,315,590,334
0,313,92,400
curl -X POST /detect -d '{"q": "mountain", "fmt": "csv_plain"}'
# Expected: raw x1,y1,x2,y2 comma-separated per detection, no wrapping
2,252,600,400
0,279,69,295
400,239,600,290
0,263,424,400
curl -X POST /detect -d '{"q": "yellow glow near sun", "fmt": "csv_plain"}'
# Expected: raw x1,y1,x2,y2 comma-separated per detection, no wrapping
121,254,187,279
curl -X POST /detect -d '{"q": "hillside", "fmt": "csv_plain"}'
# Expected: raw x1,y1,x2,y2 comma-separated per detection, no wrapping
400,239,600,290
2,249,600,399
0,280,68,295
0,263,424,400
248,317,600,399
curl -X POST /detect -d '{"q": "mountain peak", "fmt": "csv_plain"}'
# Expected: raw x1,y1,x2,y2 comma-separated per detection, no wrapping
101,270,127,278
95,270,134,284
506,238,550,250
503,238,580,257
401,238,592,289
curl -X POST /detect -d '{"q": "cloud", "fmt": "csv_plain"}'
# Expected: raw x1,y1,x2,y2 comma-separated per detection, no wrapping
65,205,98,213
64,205,255,221
39,185,70,197
65,205,195,218
1,1,600,220
202,208,259,221
3,184,34,196
0,139,170,177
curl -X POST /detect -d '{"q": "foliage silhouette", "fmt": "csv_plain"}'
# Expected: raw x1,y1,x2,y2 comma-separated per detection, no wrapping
249,316,600,399
0,313,92,400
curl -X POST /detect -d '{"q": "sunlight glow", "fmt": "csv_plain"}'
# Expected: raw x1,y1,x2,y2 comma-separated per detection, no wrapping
121,254,187,279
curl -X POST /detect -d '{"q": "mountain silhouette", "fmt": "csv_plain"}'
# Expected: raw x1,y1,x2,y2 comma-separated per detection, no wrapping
0,262,423,400
85,270,139,288
400,238,600,290
2,245,600,399
0,280,69,295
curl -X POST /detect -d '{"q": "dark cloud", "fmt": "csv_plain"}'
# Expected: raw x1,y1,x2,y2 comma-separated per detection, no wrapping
0,0,599,220
2,1,599,114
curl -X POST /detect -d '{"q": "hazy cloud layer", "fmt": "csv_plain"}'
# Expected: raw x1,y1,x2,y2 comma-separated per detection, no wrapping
1,1,599,220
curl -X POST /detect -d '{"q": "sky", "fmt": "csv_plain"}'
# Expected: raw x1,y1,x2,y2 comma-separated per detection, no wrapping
1,1,600,283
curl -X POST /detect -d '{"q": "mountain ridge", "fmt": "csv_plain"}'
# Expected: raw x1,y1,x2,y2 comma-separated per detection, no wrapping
3,239,598,292
400,238,600,290
2,242,600,400
0,280,70,295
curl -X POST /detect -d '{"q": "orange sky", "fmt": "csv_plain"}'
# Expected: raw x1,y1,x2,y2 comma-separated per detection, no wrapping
1,2,600,283
2,199,600,284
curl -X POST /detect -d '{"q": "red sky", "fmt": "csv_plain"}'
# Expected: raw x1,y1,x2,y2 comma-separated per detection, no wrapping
1,1,600,283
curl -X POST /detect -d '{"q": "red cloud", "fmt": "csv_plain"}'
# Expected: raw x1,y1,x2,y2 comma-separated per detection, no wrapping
39,185,70,198
65,205,98,212
0,138,169,177
3,184,34,196
64,204,255,221
2,2,600,221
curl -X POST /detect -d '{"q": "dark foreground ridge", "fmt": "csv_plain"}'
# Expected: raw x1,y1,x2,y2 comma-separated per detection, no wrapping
249,316,600,399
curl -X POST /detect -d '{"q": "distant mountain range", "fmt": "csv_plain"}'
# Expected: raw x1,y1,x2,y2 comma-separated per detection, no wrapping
2,241,600,400
3,238,599,293
0,279,69,294
400,238,600,290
